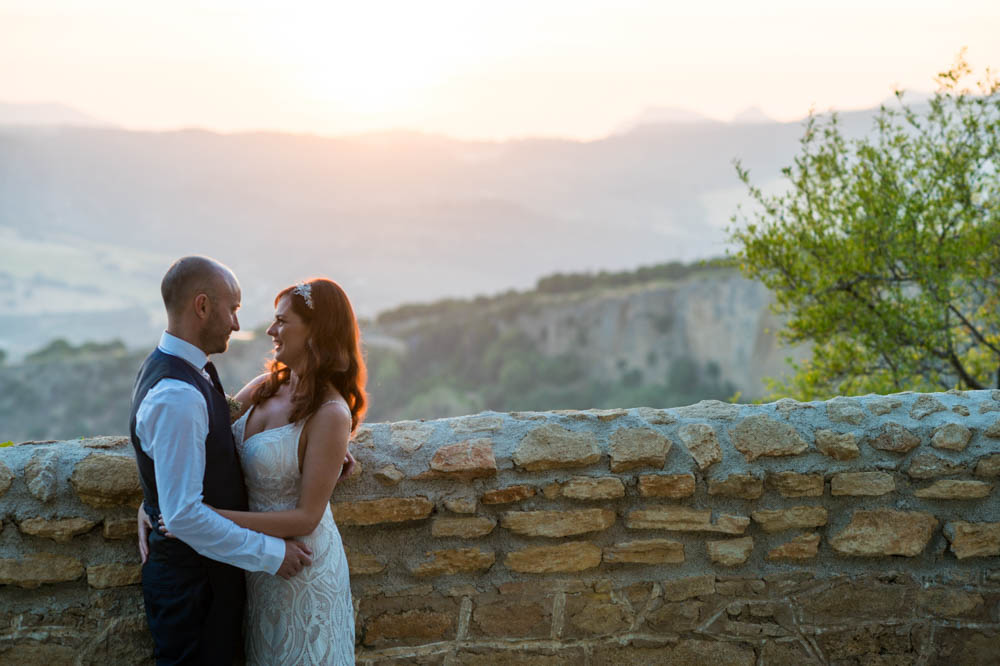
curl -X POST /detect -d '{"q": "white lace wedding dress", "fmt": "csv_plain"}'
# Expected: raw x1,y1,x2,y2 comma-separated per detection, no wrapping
233,409,355,665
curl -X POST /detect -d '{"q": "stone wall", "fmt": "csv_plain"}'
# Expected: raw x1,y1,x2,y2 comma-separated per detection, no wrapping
2,390,1000,664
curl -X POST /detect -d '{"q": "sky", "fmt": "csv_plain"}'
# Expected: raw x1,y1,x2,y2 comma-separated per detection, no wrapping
3,0,1000,140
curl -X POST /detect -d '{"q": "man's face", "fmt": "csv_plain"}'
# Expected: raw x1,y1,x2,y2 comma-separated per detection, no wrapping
202,275,241,355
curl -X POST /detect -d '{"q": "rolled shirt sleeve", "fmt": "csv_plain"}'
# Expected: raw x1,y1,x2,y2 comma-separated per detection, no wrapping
136,379,285,574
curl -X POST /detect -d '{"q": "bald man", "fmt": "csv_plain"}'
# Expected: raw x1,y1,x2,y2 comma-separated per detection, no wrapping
129,256,311,665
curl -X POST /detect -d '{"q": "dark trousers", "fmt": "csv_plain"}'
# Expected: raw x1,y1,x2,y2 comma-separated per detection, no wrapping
142,557,246,665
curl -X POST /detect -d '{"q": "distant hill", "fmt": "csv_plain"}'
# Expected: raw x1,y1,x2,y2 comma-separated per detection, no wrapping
0,101,110,127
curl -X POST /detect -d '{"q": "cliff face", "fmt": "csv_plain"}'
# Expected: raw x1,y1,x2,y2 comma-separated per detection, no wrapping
3,391,1000,663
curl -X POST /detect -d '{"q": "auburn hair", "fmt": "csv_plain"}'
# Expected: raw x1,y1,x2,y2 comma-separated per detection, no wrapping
251,278,367,433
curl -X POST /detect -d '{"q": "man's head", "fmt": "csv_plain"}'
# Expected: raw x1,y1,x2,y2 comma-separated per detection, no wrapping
161,256,241,355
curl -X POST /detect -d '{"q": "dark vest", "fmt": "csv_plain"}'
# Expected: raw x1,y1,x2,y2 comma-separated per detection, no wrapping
129,347,248,566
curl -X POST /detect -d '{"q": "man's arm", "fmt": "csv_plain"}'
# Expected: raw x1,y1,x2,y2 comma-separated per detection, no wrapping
136,381,286,574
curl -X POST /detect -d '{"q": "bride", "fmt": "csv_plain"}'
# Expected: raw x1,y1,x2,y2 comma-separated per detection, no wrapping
145,277,364,665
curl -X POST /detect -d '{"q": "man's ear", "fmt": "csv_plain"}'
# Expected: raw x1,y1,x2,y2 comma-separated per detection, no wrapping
193,293,211,320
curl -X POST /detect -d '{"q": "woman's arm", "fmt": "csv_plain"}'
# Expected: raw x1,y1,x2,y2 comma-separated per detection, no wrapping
213,402,352,538
229,373,270,421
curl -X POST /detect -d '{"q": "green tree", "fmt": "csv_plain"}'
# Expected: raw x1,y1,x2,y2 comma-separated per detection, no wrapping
730,53,1000,399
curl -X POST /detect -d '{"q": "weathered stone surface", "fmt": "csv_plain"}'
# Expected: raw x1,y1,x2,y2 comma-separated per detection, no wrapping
332,497,433,526
730,415,808,461
412,548,495,577
831,471,895,496
0,643,79,664
501,509,615,537
421,439,497,480
767,471,824,497
541,481,561,499
18,516,98,542
505,541,602,573
565,595,632,637
25,450,59,502
827,397,866,424
944,521,1000,558
512,424,601,471
868,396,903,415
752,506,828,533
638,473,696,498
986,419,1000,438
470,599,550,639
450,414,503,433
87,563,141,589
352,426,374,448
637,407,677,425
708,474,763,500
0,552,84,588
830,510,937,556
953,404,971,416
707,536,754,566
103,518,137,540
975,453,1000,477
363,609,453,646
815,429,860,460
867,422,920,453
775,398,814,417
0,460,12,497
931,423,972,451
389,421,434,453
608,427,671,472
345,548,386,575
677,423,722,469
662,574,716,601
560,476,625,500
70,453,143,508
82,435,129,448
907,453,966,479
644,599,704,633
481,485,536,504
604,539,684,565
918,588,985,617
913,479,992,499
374,465,404,484
674,400,740,420
767,533,821,560
626,507,749,534
911,394,946,420
431,516,496,538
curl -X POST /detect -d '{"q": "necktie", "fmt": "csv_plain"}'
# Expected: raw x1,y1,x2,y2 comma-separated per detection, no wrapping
203,361,225,395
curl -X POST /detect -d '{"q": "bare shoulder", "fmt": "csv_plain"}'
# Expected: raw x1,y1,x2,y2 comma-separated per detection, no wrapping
233,373,269,404
305,397,352,439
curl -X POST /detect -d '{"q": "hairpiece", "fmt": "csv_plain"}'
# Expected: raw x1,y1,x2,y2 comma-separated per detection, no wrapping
293,282,314,309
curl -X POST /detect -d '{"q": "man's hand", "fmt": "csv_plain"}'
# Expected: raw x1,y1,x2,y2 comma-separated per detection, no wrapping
276,539,313,580
340,449,357,480
137,505,152,565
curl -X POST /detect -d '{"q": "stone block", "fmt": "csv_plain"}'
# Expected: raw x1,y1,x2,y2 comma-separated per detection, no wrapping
830,510,937,556
470,598,550,638
81,435,129,448
345,548,386,575
868,396,903,415
18,516,98,542
411,548,495,577
917,588,985,617
86,563,142,589
374,465,404,484
766,533,821,560
906,453,966,479
867,422,920,453
751,506,828,533
25,450,60,502
931,423,972,451
608,427,671,472
389,421,434,453
626,507,749,534
443,495,477,513
450,414,503,433
481,485,535,504
564,594,632,637
103,518,137,540
766,472,824,497
730,415,808,461
512,424,601,471
644,600,704,633
677,423,722,469
830,471,895,496
662,574,716,601
604,538,685,565
815,429,859,460
505,541,602,573
0,643,79,664
70,453,143,508
707,536,754,566
674,400,740,420
638,473,695,498
541,482,561,499
431,516,496,538
0,552,84,588
913,480,992,499
910,394,946,420
944,521,1000,558
332,497,433,526
419,439,497,480
975,453,1000,477
362,609,454,646
986,419,1000,438
501,509,615,537
637,407,677,425
826,397,866,424
560,476,625,500
708,474,763,499
0,460,12,497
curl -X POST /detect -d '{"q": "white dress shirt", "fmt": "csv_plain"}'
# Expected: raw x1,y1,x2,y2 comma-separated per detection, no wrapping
135,331,284,574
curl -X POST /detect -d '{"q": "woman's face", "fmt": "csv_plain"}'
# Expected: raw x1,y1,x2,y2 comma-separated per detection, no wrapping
266,294,309,369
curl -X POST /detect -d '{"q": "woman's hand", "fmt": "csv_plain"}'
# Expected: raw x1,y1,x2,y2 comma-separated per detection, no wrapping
341,449,357,480
137,505,152,564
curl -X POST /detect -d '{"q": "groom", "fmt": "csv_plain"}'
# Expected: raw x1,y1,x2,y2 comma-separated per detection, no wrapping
130,256,312,664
